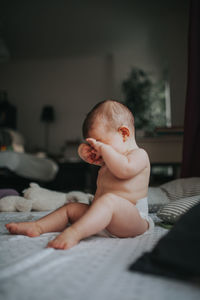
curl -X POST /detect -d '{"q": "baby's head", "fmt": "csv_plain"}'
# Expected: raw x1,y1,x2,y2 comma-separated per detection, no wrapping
82,100,135,152
83,100,134,138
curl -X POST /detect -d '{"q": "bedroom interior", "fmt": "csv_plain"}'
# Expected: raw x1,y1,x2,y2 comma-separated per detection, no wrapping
0,0,189,191
0,0,200,300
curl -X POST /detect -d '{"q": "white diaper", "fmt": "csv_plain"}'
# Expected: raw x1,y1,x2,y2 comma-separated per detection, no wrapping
135,197,154,235
98,197,154,238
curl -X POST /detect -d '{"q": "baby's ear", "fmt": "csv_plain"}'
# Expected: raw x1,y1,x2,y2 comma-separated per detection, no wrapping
118,126,130,142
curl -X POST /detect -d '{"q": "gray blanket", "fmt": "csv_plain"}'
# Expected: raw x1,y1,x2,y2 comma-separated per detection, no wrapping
0,212,200,300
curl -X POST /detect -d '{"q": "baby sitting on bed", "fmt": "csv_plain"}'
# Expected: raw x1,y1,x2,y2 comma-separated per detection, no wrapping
6,100,154,250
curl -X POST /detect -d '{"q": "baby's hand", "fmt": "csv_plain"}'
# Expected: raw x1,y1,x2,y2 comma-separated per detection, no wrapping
78,142,104,166
86,138,103,154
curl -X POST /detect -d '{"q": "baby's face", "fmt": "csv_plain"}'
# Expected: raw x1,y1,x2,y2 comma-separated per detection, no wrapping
88,122,127,154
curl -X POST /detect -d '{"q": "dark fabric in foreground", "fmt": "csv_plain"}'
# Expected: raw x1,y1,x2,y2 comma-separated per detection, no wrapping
129,203,200,280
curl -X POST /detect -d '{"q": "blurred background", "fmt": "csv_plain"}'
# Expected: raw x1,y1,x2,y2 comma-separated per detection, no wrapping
0,0,190,191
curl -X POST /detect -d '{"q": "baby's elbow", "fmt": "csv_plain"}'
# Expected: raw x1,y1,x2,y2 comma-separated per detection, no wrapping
116,166,134,180
117,162,146,179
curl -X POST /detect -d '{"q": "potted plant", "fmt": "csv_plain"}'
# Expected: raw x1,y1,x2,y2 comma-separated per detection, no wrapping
122,67,166,136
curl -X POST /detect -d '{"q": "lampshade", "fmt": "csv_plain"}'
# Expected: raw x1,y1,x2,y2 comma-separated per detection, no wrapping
40,105,55,123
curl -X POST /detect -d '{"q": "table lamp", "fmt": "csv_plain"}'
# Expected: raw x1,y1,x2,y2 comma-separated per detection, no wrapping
40,105,55,152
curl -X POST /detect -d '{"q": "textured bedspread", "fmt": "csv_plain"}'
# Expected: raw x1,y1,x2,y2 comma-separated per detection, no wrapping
0,212,200,300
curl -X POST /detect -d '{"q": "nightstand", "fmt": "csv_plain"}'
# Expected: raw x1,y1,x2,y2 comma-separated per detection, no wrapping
137,135,183,185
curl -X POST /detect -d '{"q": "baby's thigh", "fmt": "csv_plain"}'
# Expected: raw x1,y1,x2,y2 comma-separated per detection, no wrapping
67,203,90,224
106,196,148,237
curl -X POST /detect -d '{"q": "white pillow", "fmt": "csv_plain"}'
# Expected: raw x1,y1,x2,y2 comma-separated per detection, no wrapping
160,177,200,201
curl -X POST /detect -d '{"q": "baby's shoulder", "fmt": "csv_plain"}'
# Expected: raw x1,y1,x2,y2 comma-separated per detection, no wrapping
128,147,149,161
128,147,148,155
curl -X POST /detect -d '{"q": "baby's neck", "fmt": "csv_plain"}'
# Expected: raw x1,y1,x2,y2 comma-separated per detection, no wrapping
124,138,138,154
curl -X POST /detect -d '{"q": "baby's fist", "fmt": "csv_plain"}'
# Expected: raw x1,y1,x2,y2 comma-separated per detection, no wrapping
86,138,103,153
78,143,103,166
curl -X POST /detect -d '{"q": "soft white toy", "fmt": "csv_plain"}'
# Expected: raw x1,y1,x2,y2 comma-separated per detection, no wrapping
0,183,94,212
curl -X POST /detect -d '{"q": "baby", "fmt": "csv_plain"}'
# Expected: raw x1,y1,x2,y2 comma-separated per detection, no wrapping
6,100,153,250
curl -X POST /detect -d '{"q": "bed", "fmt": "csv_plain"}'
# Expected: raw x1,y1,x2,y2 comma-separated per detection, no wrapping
1,209,200,300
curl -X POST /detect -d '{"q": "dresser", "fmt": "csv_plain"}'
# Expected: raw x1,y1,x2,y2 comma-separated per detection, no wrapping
137,135,183,184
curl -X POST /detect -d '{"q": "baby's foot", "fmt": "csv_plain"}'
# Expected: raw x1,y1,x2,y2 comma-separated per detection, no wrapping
5,221,42,237
47,228,80,250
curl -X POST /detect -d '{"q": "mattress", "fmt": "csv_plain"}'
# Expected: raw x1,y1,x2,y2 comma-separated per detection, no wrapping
0,211,199,300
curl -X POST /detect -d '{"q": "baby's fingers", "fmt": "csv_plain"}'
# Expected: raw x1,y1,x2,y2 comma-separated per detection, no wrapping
78,143,93,162
86,138,96,147
86,138,103,149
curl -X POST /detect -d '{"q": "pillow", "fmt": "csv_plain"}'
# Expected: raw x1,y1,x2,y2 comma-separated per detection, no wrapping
148,187,170,212
160,177,200,201
157,195,200,223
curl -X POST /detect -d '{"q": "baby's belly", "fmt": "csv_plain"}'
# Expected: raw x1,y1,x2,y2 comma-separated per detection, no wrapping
96,181,144,204
96,168,148,203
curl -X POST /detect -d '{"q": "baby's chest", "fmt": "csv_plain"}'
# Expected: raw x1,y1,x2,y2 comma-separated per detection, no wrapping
97,166,112,181
97,167,126,188
97,167,142,194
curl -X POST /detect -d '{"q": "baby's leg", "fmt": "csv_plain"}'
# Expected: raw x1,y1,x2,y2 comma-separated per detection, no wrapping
5,203,89,237
47,193,148,250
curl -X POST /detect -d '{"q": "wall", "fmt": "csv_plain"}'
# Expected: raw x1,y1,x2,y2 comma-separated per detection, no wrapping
0,1,189,154
0,56,110,153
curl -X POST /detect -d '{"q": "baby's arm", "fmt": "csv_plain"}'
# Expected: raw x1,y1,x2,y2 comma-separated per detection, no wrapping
86,138,148,179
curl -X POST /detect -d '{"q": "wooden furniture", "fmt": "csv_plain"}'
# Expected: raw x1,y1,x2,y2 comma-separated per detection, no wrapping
48,136,184,192
137,135,183,184
48,161,91,193
137,136,183,164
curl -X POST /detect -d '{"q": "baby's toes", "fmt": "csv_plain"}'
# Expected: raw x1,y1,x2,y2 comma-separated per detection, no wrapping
62,243,69,250
5,222,13,228
47,238,59,248
47,240,54,248
5,223,16,233
48,236,70,249
5,223,11,230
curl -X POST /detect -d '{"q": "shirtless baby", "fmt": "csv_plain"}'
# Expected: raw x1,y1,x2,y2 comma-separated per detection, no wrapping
6,100,153,250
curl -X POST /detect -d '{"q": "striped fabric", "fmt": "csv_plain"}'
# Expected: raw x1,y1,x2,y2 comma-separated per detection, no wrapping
160,177,200,201
157,195,200,224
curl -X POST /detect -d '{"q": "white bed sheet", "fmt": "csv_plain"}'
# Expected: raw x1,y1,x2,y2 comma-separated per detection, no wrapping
0,211,200,300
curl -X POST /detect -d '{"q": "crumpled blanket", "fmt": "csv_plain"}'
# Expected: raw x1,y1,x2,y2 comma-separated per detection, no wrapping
1,212,200,300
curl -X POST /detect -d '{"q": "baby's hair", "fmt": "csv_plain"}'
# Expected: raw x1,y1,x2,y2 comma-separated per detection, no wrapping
82,100,134,138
